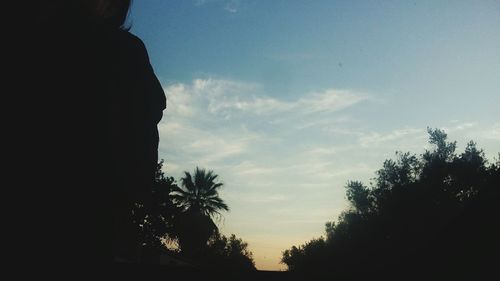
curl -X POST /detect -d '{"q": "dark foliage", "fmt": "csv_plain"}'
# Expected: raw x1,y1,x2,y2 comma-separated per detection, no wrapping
281,128,500,279
131,162,255,269
133,160,180,261
202,233,257,271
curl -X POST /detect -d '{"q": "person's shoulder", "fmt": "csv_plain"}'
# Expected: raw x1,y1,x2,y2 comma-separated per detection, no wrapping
115,30,147,50
110,30,151,63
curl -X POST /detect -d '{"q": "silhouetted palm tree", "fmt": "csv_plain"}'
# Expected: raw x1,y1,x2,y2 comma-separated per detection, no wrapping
172,167,229,216
170,167,229,257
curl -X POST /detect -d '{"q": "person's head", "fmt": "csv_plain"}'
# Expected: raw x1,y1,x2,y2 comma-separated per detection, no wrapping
38,0,132,29
84,0,132,29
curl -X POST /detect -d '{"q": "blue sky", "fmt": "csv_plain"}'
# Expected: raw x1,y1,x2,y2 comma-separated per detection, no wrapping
129,0,500,270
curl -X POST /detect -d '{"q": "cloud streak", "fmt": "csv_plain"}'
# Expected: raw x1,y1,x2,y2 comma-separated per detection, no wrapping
206,87,366,117
160,78,369,178
193,0,242,13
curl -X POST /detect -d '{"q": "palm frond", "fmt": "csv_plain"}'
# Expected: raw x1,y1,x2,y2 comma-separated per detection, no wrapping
207,197,229,211
170,185,190,196
209,182,224,191
181,171,196,192
174,167,229,220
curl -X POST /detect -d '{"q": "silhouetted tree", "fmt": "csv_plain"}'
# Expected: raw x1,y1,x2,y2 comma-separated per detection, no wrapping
131,163,257,270
281,128,500,279
170,167,229,257
282,237,328,272
133,160,180,261
202,233,256,271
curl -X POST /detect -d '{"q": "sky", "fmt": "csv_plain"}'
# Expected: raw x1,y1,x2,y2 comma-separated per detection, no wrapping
129,0,500,270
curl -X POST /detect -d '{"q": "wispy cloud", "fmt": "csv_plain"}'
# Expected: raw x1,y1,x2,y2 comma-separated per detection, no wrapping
163,78,366,125
441,122,477,133
308,147,338,156
160,78,375,175
241,193,289,204
441,122,500,159
224,0,240,13
359,128,425,148
160,78,372,185
227,160,280,176
193,0,242,13
353,122,500,161
209,95,291,115
297,89,366,115
484,123,500,141
164,78,260,117
208,87,366,118
295,116,354,130
159,120,263,169
193,0,208,7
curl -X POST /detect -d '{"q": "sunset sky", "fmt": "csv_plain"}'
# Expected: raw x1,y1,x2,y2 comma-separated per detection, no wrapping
129,0,500,270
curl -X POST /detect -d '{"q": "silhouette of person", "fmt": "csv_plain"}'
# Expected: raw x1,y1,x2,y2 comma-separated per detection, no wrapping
34,0,166,267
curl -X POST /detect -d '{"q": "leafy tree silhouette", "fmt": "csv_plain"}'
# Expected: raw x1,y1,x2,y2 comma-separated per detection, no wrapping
202,233,256,271
132,160,180,262
281,128,500,279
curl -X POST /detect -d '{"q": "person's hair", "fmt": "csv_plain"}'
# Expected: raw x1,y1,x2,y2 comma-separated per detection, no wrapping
38,0,133,30
104,0,132,30
75,0,133,30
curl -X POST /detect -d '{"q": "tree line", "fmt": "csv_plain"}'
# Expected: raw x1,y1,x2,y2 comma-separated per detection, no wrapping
281,128,499,279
